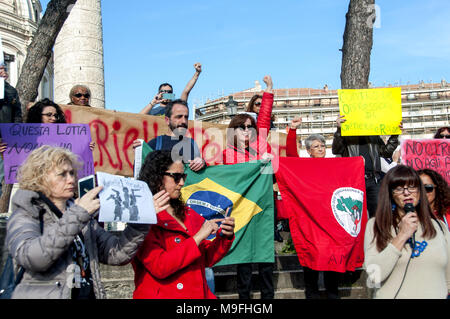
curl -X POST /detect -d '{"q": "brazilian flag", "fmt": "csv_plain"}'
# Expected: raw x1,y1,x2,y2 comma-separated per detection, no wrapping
181,160,275,266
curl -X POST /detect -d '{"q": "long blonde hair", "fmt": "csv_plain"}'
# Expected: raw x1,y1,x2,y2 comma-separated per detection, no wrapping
18,145,82,197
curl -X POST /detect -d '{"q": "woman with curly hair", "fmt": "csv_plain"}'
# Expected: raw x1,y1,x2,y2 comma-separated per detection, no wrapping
132,150,235,299
418,169,450,230
24,98,95,151
25,98,67,124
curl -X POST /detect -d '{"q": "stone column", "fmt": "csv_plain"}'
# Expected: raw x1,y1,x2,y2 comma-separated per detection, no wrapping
53,0,105,108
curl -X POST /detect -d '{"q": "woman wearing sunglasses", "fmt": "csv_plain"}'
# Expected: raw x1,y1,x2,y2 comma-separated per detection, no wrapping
364,165,450,298
68,85,91,107
418,169,450,231
132,150,235,299
24,99,95,151
221,75,279,299
223,75,275,164
245,94,275,130
434,126,450,139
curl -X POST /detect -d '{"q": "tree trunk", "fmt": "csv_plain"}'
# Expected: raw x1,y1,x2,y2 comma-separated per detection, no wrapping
16,0,78,113
0,0,77,214
340,0,376,89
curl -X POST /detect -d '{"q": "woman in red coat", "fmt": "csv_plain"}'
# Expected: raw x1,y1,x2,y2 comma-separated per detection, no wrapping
132,150,235,299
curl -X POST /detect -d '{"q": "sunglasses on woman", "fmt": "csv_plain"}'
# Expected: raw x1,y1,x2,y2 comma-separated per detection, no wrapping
237,124,255,131
424,184,435,193
73,93,90,98
163,172,187,183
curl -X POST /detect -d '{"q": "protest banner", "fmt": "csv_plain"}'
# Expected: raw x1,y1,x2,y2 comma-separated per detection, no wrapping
338,87,402,136
97,171,157,224
61,105,288,177
401,139,450,184
0,123,94,184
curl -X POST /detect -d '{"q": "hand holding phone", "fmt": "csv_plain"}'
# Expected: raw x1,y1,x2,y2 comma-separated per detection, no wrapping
78,175,96,198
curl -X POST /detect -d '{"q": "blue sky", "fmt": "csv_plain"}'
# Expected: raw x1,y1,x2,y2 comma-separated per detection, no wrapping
41,0,450,116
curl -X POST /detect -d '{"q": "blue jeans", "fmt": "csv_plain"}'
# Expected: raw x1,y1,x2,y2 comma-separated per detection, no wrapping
205,267,215,294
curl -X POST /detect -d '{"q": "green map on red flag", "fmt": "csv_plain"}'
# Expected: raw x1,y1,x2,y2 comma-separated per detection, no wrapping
181,161,275,266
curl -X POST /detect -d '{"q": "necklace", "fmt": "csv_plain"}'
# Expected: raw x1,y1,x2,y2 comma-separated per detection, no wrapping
407,238,428,258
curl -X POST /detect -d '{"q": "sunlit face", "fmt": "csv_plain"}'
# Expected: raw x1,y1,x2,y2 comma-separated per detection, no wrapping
391,183,420,212
41,106,59,123
45,161,76,203
420,174,436,211
166,104,189,136
307,140,326,158
71,87,90,106
253,98,262,113
162,161,185,199
235,118,254,147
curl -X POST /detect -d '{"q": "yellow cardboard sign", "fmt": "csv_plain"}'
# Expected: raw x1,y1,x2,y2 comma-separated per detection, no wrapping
338,87,402,136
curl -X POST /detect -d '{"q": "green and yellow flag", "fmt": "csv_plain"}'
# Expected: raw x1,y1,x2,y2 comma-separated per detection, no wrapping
181,161,275,266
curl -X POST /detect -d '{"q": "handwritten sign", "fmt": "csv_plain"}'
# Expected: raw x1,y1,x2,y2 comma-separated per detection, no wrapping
338,87,402,136
401,139,450,184
0,123,94,184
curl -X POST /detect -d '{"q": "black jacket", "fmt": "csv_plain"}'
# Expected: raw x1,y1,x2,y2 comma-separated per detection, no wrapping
331,127,399,174
0,81,22,124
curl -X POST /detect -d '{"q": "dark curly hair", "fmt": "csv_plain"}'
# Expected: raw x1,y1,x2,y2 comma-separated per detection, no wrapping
138,150,186,220
26,98,66,123
417,169,450,219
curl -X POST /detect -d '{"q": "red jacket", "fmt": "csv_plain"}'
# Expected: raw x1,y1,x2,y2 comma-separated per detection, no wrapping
132,207,234,299
222,92,274,164
286,128,300,157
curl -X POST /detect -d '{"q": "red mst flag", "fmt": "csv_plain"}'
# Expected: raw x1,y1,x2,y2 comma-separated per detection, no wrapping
275,157,368,272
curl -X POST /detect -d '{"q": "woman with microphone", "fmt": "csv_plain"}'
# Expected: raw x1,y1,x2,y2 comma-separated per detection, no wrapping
363,165,450,299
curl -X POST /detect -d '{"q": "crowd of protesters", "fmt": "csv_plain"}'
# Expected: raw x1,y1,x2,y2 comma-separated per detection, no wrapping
0,62,449,300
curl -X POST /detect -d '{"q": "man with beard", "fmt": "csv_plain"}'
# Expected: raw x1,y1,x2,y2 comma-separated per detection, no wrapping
134,99,205,172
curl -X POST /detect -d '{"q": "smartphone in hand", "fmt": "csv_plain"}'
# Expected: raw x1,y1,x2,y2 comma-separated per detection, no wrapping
78,174,96,198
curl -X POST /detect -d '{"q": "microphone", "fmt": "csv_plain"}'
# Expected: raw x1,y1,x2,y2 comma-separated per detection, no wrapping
404,203,416,247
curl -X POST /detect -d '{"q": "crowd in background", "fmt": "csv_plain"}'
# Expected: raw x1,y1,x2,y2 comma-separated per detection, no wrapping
0,62,449,300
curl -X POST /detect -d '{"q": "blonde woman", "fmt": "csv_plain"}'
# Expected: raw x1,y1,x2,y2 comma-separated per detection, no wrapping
5,146,150,299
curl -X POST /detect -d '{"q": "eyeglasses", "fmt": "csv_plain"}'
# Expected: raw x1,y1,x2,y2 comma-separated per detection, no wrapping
73,93,90,98
163,172,187,184
311,144,326,150
439,134,450,139
41,112,59,119
237,124,255,131
254,102,261,106
424,184,435,193
392,186,419,194
159,90,173,94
